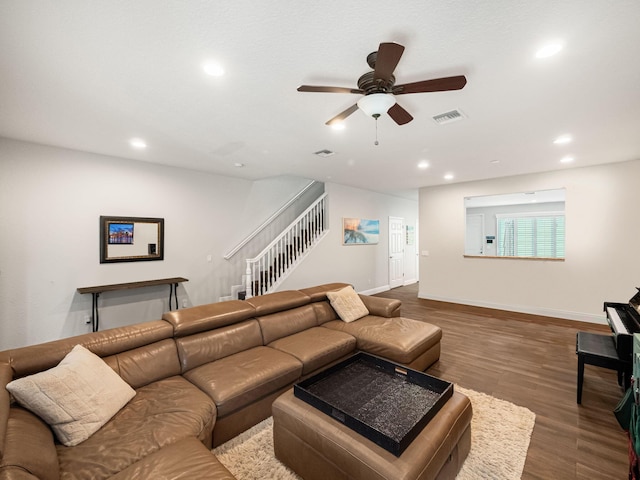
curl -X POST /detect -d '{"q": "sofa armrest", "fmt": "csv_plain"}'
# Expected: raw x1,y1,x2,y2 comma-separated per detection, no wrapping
1,363,59,480
0,408,59,480
358,295,401,318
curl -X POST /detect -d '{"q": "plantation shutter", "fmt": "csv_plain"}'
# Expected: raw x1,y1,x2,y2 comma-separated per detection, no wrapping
497,213,565,258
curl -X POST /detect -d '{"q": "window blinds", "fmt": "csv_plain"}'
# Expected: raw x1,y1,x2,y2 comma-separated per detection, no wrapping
497,213,565,258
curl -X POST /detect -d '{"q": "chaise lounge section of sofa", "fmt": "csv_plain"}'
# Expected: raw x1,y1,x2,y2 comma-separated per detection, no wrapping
0,283,444,480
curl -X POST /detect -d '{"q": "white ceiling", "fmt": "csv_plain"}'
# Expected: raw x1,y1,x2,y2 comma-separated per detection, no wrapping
1,1,639,200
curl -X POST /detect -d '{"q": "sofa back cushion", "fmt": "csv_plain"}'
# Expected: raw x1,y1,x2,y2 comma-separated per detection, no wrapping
0,320,173,379
103,338,182,389
257,305,318,345
175,320,263,372
312,301,339,325
162,301,256,337
299,283,351,302
245,290,310,316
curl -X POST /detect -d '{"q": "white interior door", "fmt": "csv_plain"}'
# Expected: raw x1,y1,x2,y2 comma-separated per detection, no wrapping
389,216,405,288
465,214,485,255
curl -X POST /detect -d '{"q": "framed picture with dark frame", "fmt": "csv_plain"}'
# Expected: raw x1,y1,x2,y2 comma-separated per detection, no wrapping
100,216,164,263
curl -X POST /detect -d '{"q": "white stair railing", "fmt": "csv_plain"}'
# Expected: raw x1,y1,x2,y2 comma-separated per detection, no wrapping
224,180,318,260
245,193,328,298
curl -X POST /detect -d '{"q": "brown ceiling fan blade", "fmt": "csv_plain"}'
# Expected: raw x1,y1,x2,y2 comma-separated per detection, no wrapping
373,42,405,84
387,103,413,125
392,75,467,95
297,85,363,94
325,104,359,125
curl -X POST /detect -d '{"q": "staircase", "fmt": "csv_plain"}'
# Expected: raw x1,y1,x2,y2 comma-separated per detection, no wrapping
245,193,328,298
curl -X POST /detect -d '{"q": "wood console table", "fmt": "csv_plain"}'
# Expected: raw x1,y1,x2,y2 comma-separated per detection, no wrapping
77,277,188,332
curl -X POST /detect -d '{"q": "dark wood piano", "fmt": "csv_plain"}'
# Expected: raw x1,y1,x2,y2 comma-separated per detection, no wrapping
604,288,640,362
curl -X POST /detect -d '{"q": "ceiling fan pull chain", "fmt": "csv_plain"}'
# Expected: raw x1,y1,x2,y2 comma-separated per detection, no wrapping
374,116,379,146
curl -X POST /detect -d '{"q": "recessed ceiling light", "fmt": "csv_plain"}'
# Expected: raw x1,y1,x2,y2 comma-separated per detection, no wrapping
202,61,225,77
129,138,147,149
417,160,429,169
553,134,573,145
444,173,454,180
535,41,563,59
234,162,245,168
330,122,345,131
490,159,500,164
560,156,575,164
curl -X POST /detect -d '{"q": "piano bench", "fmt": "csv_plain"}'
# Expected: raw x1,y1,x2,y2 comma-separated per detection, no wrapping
576,331,631,404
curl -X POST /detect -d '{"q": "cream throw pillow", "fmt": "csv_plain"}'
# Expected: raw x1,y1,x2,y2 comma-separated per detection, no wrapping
326,286,369,323
6,344,136,446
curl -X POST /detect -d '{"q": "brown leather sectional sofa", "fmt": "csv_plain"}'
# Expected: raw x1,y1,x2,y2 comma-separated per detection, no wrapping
0,283,443,480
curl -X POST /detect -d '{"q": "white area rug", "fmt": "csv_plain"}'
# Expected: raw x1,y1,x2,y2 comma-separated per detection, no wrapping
213,386,536,480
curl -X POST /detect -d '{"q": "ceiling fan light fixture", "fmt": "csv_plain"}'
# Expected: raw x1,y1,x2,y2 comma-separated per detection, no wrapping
357,93,396,118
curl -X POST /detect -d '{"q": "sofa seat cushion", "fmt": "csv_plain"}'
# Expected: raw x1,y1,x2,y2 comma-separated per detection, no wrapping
109,437,235,480
55,375,216,480
184,346,302,417
322,316,442,365
268,327,356,375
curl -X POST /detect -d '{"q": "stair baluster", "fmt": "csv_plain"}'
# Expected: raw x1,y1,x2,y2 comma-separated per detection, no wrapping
245,193,328,298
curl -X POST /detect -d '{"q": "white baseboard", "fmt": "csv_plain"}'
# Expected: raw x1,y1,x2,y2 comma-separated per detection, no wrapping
417,292,607,325
360,285,390,296
360,280,416,296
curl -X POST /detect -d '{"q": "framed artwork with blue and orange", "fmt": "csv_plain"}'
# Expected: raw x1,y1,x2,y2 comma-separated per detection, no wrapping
343,218,379,245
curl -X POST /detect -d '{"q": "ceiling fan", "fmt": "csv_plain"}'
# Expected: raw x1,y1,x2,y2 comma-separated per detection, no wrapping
297,42,467,126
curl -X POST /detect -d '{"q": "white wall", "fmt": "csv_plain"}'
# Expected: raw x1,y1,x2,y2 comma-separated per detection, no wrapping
278,182,419,294
419,160,640,323
0,139,417,349
0,139,314,349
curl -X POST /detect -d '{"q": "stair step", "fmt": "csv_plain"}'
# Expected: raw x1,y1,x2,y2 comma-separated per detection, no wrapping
231,285,245,300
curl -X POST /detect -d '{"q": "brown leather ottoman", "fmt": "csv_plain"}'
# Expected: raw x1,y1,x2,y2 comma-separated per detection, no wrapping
273,388,472,480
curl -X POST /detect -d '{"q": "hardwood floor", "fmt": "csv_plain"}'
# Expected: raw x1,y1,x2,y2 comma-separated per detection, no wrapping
375,283,628,480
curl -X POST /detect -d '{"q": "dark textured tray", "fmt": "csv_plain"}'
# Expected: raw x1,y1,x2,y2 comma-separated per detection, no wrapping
294,352,453,456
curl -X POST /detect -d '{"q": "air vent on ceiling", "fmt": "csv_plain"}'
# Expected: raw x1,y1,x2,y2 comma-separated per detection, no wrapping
432,109,466,125
314,149,335,157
